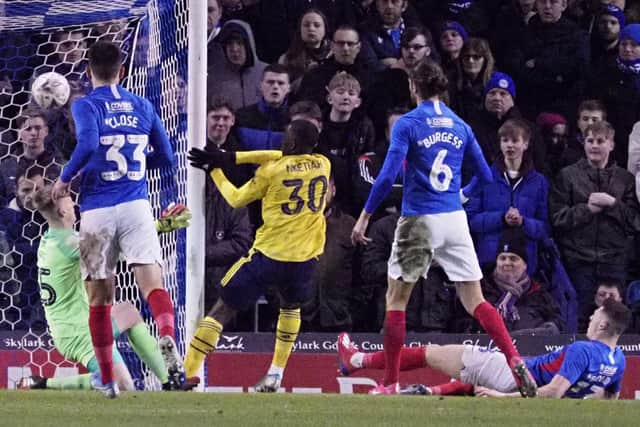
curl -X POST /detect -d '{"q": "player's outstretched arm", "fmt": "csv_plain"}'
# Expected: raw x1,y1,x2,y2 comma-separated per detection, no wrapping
148,112,176,170
209,168,267,209
236,150,282,165
475,375,570,399
54,99,100,198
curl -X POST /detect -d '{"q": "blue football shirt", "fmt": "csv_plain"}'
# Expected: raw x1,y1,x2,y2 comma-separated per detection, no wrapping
61,84,175,212
526,340,626,398
364,100,491,216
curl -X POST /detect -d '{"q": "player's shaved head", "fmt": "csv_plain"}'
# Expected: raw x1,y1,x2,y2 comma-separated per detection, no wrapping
282,119,320,155
88,40,123,81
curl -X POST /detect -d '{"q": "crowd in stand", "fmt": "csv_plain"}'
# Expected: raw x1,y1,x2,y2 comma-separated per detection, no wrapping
202,0,640,334
2,0,640,335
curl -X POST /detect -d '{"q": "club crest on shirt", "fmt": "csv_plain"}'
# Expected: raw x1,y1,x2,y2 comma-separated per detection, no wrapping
425,117,454,128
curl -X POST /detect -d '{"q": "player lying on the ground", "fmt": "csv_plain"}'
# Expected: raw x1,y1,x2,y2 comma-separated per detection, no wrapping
338,299,629,399
184,120,330,392
18,185,191,392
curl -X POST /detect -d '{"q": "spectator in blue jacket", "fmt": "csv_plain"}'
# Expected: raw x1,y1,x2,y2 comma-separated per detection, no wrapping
234,64,290,151
466,118,550,274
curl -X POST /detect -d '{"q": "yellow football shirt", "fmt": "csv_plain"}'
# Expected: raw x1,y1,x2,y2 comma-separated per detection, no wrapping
210,152,331,262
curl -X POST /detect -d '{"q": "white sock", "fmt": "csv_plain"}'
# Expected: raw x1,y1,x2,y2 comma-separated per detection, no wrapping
350,352,364,368
267,364,284,377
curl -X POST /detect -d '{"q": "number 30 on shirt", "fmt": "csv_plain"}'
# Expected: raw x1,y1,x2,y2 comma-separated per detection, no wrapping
100,134,148,181
281,176,328,215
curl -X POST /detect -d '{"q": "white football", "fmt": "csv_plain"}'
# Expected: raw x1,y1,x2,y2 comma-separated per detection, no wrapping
31,72,71,108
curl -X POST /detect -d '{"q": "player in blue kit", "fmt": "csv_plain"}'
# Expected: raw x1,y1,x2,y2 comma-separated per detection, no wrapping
351,59,536,396
338,299,630,399
51,41,183,398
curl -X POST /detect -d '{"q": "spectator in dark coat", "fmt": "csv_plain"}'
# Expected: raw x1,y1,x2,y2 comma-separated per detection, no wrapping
204,185,253,314
295,25,377,110
278,9,331,84
437,21,467,80
317,72,375,215
492,0,538,69
302,176,357,331
591,4,625,74
0,109,63,207
205,97,250,187
366,26,433,136
466,119,550,275
207,20,268,110
550,99,608,174
359,0,421,67
467,72,549,176
353,108,404,218
550,120,640,329
0,167,48,331
207,0,223,68
478,228,561,334
449,37,495,121
591,24,640,167
579,279,625,332
536,112,569,177
502,0,590,119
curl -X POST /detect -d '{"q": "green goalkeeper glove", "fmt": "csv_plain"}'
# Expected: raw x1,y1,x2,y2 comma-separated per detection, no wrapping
155,203,192,233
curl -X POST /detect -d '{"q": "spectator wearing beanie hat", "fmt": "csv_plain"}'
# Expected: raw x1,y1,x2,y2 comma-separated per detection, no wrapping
592,4,626,73
502,0,590,120
536,112,570,176
467,71,550,177
471,227,561,334
438,21,467,79
591,23,640,167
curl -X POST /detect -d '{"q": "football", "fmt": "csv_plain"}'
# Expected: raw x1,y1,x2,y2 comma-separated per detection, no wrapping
31,71,71,108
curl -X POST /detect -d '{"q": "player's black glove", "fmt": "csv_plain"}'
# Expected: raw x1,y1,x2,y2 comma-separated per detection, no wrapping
187,147,236,172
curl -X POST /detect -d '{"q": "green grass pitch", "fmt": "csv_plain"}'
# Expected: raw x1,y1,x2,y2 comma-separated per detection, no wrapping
2,391,639,427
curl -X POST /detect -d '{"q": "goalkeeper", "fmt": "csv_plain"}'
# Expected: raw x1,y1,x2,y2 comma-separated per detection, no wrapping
18,185,191,392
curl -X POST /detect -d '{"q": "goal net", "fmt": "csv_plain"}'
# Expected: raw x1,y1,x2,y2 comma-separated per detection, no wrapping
0,0,192,390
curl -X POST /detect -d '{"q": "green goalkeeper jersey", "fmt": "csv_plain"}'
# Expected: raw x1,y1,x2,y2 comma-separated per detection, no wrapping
37,227,90,340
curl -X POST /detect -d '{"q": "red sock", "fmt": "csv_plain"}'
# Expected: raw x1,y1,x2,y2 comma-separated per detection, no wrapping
363,346,427,370
432,380,474,396
473,301,520,362
147,288,175,338
382,310,405,385
89,305,114,384
400,346,428,370
363,351,385,369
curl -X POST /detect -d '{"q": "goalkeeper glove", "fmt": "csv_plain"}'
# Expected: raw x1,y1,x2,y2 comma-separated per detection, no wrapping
156,203,192,233
188,147,236,172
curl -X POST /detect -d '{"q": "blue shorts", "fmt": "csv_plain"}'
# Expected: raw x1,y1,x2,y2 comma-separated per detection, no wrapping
220,249,318,311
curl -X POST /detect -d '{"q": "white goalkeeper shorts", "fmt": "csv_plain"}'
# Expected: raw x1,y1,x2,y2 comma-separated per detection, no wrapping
388,211,482,283
459,345,518,393
79,199,162,280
